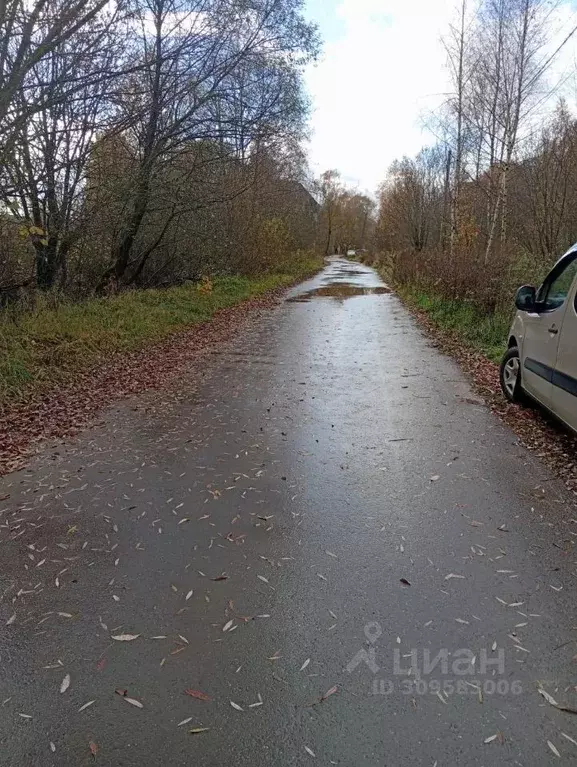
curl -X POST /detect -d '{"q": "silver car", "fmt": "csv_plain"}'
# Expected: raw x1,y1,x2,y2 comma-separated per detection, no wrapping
500,246,577,433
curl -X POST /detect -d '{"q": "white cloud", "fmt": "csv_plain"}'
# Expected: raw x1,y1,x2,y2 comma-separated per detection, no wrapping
305,0,454,194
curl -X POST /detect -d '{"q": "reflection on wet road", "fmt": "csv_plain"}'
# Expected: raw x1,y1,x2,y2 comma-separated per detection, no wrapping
286,259,391,301
1,258,577,765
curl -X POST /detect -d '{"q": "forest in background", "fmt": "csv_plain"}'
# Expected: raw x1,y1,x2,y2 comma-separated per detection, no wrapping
0,0,321,304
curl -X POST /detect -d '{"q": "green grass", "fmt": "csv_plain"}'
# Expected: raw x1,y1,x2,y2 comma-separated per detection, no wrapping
397,285,511,363
0,257,323,405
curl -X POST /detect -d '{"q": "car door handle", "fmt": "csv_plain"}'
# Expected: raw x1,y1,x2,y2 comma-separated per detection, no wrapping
549,325,559,335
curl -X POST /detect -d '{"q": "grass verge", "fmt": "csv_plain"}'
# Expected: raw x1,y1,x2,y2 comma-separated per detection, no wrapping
0,257,322,405
395,284,511,364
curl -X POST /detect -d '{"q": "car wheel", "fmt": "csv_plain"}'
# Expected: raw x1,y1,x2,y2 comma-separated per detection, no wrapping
500,347,523,403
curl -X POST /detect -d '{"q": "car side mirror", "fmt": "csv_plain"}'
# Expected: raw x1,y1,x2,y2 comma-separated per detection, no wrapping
515,285,536,312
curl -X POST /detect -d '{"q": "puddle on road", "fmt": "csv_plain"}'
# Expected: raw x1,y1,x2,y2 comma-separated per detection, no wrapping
288,284,391,302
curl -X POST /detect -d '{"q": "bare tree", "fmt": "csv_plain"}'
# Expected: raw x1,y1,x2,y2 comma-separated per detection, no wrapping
97,0,317,290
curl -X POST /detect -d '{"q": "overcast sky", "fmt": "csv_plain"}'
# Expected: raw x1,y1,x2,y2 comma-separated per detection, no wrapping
303,0,577,196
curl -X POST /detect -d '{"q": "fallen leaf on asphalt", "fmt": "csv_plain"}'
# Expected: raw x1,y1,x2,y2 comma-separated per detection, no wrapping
111,634,140,641
185,689,211,701
300,659,311,671
78,700,95,712
257,575,269,584
430,475,440,482
6,614,16,626
178,717,193,727
537,685,577,714
548,741,561,757
305,746,316,757
445,573,465,581
321,686,338,701
326,551,337,558
124,697,144,708
222,620,234,632
18,713,32,719
484,734,498,744
211,575,228,581
538,686,558,707
317,573,327,581
185,590,193,601
230,701,243,711
561,732,577,746
400,578,411,586
50,742,56,752
190,727,210,734
60,674,71,694
89,741,98,757
249,693,263,708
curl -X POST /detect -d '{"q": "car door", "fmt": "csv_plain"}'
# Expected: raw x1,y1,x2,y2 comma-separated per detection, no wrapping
552,269,577,431
521,252,577,408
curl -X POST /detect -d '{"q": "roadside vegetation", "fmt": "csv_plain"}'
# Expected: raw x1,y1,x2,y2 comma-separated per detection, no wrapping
0,255,321,405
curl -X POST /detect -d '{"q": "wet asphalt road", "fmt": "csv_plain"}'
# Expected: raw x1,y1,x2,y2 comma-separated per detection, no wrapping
1,258,577,766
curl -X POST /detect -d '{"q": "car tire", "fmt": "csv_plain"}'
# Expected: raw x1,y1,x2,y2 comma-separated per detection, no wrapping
500,347,524,403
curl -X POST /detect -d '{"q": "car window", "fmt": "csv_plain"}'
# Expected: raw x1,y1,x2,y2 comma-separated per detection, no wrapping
541,256,577,311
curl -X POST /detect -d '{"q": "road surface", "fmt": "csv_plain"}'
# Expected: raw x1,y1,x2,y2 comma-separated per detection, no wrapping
1,258,577,766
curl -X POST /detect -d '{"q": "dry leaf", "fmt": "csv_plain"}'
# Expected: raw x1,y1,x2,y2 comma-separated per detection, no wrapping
548,741,561,757
178,717,193,727
60,674,71,694
400,578,411,586
78,700,95,712
185,689,211,701
445,573,465,581
300,659,311,671
321,685,338,701
89,741,98,757
111,634,140,642
537,686,558,707
6,614,16,626
230,701,243,711
430,475,440,482
190,727,210,734
305,746,316,757
484,734,498,744
222,619,234,632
